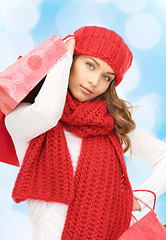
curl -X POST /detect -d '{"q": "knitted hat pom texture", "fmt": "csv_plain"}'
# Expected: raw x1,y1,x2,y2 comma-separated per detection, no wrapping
74,26,133,86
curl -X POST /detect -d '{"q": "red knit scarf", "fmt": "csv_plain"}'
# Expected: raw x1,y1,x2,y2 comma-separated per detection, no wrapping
12,91,133,239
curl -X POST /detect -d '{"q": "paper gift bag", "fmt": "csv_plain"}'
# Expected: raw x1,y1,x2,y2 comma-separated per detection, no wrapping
118,190,166,240
0,110,19,166
0,34,68,166
0,34,67,115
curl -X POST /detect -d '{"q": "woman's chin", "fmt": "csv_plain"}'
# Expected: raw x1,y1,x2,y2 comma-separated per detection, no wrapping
69,89,87,102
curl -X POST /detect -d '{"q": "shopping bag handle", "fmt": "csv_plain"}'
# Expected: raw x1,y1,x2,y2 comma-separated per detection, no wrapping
133,189,156,211
132,190,157,223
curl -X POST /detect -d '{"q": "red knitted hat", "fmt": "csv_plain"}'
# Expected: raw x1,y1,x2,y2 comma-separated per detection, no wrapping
73,26,133,86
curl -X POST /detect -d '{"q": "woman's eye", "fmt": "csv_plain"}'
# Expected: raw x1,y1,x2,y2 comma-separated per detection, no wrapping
86,63,94,69
103,75,110,81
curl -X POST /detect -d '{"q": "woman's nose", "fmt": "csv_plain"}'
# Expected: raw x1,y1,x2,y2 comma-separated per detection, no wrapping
88,75,100,86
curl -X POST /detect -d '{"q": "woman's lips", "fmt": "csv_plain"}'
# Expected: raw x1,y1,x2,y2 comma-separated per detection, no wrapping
80,85,93,95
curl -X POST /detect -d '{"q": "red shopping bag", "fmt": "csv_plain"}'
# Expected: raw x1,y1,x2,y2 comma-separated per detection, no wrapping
0,110,19,166
0,34,67,115
118,190,166,240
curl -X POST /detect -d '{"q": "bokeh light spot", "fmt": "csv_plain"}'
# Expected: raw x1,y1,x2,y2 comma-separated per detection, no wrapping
125,13,162,49
112,0,147,13
2,0,40,32
117,60,140,98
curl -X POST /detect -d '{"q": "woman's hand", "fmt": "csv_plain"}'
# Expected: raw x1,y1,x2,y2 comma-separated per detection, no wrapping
64,38,75,56
133,198,141,211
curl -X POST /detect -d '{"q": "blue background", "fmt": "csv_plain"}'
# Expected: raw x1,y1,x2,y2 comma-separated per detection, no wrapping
0,0,166,239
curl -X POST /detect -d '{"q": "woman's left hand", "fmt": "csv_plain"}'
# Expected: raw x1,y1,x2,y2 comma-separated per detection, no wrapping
64,38,75,56
133,198,141,211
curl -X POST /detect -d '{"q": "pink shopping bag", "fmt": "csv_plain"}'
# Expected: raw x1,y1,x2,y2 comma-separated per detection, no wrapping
0,34,67,115
0,35,68,166
118,190,166,240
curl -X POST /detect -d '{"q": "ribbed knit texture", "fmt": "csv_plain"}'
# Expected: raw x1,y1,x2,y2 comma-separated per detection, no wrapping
12,91,133,239
74,26,133,86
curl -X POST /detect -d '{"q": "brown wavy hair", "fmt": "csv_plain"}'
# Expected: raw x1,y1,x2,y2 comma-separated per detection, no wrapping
101,80,136,153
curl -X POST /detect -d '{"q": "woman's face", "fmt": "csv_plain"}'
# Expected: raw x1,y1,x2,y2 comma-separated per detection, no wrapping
68,55,115,102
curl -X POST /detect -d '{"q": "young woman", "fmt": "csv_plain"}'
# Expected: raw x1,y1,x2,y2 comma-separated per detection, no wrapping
5,26,166,240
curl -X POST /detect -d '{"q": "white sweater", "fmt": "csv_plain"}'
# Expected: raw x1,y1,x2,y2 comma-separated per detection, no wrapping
5,51,166,240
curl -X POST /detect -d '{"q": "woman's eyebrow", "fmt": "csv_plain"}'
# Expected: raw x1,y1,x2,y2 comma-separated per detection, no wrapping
107,72,116,76
88,57,100,66
87,57,115,76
